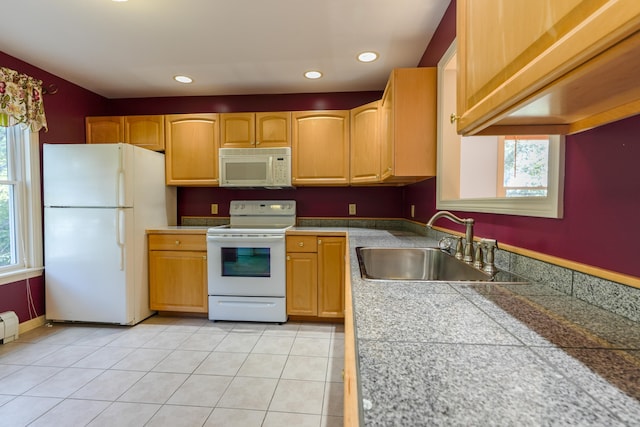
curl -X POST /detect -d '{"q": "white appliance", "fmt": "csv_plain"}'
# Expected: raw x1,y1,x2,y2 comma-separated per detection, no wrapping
43,143,177,325
218,147,291,188
207,200,296,323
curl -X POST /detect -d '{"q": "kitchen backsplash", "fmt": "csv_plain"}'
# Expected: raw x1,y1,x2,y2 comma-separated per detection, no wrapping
423,225,640,324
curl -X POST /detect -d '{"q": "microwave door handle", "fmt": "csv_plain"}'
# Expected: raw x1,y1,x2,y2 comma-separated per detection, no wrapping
267,157,273,181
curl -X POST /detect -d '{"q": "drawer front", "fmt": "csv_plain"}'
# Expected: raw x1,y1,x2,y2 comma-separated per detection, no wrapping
148,234,206,251
286,235,318,253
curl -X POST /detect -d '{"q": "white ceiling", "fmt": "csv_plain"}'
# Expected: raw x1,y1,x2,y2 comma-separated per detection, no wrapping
0,0,450,99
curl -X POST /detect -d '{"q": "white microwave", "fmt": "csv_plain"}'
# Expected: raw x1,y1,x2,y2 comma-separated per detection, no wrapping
219,147,292,188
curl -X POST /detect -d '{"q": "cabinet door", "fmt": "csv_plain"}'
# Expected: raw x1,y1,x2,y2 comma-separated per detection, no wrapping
125,115,165,151
85,116,124,144
457,0,640,135
286,252,318,316
317,237,345,318
350,101,380,184
149,250,208,313
256,112,291,147
291,111,350,186
379,81,394,181
380,68,437,183
165,113,219,186
220,113,255,148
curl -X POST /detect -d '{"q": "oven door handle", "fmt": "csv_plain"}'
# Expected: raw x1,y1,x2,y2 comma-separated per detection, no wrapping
207,235,285,244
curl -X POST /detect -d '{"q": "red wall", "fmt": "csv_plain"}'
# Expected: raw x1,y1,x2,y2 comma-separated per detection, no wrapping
178,186,404,220
406,0,640,278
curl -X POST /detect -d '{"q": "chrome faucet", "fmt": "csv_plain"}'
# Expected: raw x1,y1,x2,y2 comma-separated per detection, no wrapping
426,211,475,263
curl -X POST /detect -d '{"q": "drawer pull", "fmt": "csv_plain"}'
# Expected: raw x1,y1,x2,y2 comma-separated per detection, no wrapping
298,242,304,247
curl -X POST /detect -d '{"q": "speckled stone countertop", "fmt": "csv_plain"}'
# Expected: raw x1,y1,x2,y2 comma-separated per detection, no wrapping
347,228,640,426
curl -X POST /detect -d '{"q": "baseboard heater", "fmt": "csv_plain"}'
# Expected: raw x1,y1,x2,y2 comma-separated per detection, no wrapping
0,311,19,344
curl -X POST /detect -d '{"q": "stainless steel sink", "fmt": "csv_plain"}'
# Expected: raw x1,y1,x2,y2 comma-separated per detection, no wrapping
355,247,492,282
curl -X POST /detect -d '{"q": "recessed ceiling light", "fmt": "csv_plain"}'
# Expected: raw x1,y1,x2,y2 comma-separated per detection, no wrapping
357,51,379,63
304,71,323,79
112,0,128,2
174,75,193,84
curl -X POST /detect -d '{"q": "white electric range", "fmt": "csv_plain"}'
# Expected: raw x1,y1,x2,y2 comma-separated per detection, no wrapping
206,200,296,323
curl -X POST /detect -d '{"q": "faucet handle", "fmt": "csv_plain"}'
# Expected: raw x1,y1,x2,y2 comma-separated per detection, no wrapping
473,243,484,269
453,236,464,260
480,239,498,275
480,238,497,249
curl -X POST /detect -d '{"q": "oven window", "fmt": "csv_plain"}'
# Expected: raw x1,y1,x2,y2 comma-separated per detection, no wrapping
221,247,271,277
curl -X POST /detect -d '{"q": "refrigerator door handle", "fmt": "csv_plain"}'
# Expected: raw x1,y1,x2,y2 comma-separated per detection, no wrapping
117,168,125,207
116,208,125,270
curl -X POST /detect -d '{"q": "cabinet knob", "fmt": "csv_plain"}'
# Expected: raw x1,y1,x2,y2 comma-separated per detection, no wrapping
203,255,207,260
298,242,304,247
450,113,459,124
318,239,322,245
286,255,290,261
256,141,260,145
175,240,180,245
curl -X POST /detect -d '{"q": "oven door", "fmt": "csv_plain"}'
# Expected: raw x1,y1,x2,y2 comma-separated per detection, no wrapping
207,233,285,297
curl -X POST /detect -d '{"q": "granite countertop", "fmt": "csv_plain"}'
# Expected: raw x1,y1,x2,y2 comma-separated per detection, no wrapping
347,228,640,426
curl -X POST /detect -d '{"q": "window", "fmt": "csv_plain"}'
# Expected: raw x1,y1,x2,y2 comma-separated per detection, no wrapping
498,136,549,197
0,125,42,284
436,40,565,218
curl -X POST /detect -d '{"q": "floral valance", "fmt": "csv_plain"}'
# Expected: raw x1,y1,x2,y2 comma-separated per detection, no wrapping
0,67,48,132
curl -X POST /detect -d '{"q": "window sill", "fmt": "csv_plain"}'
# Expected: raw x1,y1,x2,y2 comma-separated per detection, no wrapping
0,267,44,286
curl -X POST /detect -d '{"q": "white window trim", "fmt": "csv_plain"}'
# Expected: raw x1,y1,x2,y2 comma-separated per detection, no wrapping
0,129,43,285
436,40,565,219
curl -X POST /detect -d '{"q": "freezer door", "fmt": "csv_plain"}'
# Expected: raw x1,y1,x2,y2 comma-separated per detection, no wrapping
43,143,134,207
44,207,136,324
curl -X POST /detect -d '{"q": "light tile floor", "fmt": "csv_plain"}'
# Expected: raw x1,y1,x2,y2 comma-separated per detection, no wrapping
0,316,344,427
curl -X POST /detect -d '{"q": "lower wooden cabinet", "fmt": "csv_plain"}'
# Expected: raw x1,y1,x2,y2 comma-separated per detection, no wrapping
286,235,345,318
148,233,208,313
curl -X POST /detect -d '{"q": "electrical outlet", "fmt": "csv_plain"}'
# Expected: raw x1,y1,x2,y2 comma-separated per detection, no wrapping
411,205,415,218
210,203,218,215
348,203,356,215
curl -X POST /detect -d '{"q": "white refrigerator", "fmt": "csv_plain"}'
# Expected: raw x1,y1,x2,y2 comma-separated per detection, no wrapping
43,143,177,325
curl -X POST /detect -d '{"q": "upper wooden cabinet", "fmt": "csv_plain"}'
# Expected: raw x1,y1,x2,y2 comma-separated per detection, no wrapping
379,68,437,184
86,115,165,151
457,0,640,136
124,116,165,151
350,101,381,184
220,112,291,148
291,110,350,186
85,116,124,144
164,113,220,186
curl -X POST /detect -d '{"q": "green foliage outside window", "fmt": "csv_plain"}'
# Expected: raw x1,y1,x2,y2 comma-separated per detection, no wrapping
0,127,13,266
503,137,549,197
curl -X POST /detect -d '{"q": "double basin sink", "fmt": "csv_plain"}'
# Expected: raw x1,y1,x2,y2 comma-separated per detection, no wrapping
356,247,526,283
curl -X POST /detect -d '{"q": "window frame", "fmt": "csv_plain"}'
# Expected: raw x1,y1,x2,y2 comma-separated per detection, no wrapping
0,126,43,285
436,40,565,219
